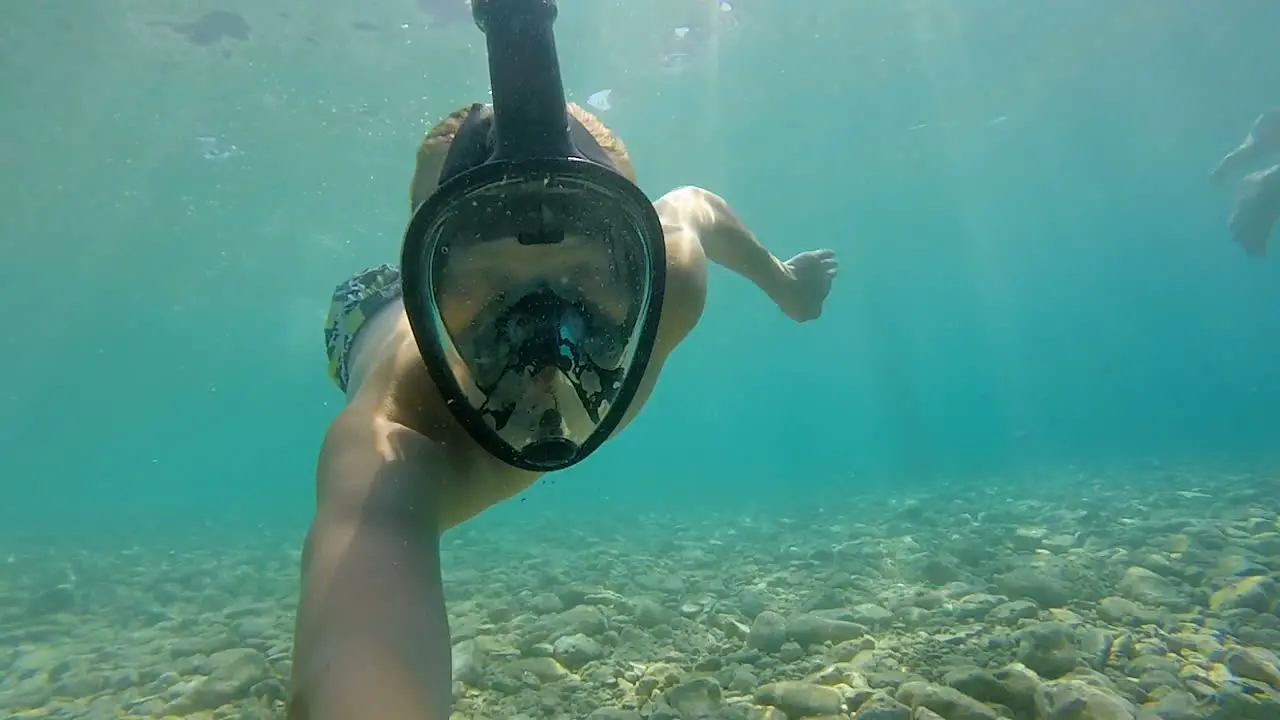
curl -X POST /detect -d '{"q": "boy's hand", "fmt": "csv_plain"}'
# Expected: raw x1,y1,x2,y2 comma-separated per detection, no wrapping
776,249,838,323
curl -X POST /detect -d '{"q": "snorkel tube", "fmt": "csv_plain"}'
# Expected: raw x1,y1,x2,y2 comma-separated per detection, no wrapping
472,0,575,161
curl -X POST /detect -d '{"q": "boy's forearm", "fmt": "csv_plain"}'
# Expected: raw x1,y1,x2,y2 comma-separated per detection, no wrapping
291,513,452,720
297,637,452,720
681,187,789,298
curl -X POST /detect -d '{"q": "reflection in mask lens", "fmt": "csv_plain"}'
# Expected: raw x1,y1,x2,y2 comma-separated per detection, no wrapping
407,169,664,468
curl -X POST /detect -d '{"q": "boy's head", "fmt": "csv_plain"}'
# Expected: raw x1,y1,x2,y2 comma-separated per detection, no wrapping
409,103,636,213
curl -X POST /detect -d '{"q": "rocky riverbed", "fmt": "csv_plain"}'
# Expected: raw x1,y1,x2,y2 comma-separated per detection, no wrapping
2,468,1279,719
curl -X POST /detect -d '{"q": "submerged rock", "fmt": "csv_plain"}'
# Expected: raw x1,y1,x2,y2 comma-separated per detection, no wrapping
896,680,999,720
1209,576,1278,614
161,648,270,715
755,680,844,718
1225,647,1280,689
665,677,722,717
1016,622,1081,680
787,613,866,647
1035,675,1137,720
748,610,788,652
1117,567,1189,610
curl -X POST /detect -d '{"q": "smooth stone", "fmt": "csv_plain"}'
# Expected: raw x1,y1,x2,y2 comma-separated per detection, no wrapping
666,677,722,718
896,680,999,720
552,633,604,670
1225,647,1280,689
787,614,866,647
755,680,844,718
748,611,788,653
851,691,912,719
1035,677,1137,720
1209,576,1278,614
1117,567,1188,609
161,648,271,715
1016,622,1080,680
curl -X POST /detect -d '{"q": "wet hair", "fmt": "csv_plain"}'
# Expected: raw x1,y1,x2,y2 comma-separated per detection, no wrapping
409,103,636,212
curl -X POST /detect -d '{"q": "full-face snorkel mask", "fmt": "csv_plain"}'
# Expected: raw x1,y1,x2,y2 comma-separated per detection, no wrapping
401,0,666,472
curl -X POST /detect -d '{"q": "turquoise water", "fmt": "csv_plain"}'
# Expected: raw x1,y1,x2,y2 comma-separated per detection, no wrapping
2,0,1280,543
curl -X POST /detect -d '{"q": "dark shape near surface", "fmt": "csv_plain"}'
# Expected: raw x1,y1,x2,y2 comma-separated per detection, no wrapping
1229,165,1280,257
170,10,251,47
1211,108,1280,184
417,0,472,26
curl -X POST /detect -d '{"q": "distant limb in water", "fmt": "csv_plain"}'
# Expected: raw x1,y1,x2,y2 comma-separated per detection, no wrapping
1228,165,1280,257
1211,109,1280,257
1210,108,1280,184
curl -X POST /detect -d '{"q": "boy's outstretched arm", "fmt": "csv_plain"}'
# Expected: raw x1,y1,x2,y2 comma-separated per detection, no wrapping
655,185,838,323
289,409,452,720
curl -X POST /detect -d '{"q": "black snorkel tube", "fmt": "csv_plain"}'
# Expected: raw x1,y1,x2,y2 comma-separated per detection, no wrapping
425,0,626,186
473,0,575,161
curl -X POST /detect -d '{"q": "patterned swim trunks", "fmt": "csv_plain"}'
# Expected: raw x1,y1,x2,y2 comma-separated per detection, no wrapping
323,263,403,393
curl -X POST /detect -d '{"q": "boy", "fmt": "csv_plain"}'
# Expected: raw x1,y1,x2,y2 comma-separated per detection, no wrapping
289,103,838,719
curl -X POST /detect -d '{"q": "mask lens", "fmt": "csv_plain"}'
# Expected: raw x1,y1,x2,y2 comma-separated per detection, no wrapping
401,156,667,471
412,171,656,456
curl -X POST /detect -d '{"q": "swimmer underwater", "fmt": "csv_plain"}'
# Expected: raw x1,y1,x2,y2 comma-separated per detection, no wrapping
289,1,837,718
1211,107,1280,257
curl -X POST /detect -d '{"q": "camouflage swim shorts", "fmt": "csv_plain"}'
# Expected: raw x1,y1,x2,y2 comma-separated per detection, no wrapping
323,264,403,392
